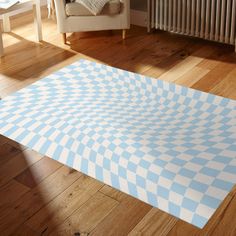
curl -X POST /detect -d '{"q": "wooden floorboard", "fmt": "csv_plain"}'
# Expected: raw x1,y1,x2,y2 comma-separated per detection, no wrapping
0,7,235,236
25,175,104,235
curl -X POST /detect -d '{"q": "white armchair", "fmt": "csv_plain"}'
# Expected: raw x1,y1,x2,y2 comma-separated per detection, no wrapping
54,0,130,43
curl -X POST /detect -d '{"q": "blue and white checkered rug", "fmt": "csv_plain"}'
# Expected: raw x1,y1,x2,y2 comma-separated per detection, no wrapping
0,59,235,228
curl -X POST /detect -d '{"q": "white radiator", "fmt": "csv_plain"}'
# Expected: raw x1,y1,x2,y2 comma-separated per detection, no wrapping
147,0,236,51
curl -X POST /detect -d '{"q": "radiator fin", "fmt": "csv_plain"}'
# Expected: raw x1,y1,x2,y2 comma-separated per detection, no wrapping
148,0,236,48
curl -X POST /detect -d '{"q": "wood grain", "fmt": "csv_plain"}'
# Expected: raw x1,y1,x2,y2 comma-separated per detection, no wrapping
128,208,177,236
25,175,104,235
50,192,119,236
14,156,62,188
0,180,29,209
0,166,82,235
0,143,21,166
90,196,152,236
0,135,11,145
0,149,43,187
12,225,40,236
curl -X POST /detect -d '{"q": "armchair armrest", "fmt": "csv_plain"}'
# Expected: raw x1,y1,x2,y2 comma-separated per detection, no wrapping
120,0,130,29
54,0,67,32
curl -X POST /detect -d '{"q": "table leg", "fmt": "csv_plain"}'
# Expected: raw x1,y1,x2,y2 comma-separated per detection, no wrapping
2,14,11,33
0,25,4,57
47,0,56,19
33,0,43,41
47,0,51,18
51,0,56,20
147,0,151,33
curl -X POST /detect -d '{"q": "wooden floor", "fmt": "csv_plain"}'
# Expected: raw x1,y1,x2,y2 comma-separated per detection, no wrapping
0,8,236,236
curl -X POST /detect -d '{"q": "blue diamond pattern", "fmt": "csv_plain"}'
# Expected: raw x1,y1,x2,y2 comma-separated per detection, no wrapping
0,59,235,228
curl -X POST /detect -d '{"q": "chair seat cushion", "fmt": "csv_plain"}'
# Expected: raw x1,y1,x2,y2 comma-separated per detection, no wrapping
66,0,121,16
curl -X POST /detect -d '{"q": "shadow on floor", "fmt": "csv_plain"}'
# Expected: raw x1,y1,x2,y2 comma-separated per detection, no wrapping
1,22,235,83
0,32,76,79
0,134,81,235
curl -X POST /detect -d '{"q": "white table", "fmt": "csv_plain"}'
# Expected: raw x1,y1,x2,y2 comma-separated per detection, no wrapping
0,0,42,57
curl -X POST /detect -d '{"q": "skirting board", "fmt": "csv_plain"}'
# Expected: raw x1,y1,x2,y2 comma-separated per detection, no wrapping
130,10,147,27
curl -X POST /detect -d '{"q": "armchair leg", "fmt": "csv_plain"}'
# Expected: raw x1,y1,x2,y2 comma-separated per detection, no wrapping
122,29,126,40
62,33,66,44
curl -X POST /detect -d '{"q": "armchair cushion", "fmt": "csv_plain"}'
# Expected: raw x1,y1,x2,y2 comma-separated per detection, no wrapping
66,0,121,16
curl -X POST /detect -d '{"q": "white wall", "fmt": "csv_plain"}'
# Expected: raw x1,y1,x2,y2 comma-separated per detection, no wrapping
130,0,147,11
130,0,147,27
